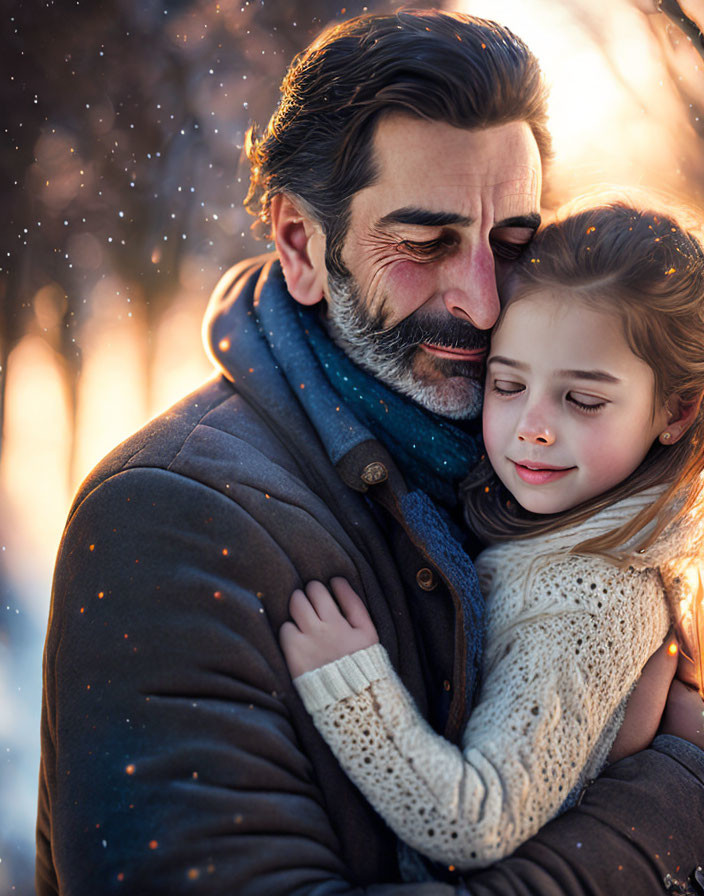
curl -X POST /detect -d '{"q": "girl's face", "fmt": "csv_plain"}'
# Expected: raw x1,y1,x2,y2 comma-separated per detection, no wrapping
482,290,670,515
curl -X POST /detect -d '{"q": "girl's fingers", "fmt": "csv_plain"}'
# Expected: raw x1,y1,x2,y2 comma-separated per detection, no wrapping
278,619,298,653
278,620,310,678
304,580,343,623
330,577,377,636
289,587,322,631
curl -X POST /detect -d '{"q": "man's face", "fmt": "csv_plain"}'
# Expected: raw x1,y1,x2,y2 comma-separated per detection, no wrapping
324,114,542,419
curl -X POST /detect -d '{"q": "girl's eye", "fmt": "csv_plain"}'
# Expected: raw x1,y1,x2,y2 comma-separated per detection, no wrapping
568,392,607,413
491,379,525,396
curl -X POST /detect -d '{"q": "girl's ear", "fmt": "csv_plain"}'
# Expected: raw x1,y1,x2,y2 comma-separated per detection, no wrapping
660,392,704,445
271,193,327,306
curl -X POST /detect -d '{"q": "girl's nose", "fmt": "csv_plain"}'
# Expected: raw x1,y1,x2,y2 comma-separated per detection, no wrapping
517,424,555,446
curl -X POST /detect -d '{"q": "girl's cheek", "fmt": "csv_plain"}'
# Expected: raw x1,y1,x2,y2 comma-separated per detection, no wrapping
482,397,505,465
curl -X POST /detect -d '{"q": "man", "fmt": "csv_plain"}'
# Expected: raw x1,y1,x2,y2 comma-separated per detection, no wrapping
36,10,704,895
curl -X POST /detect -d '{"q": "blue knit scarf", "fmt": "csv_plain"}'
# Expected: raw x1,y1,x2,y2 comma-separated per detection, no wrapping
299,305,481,508
252,261,485,695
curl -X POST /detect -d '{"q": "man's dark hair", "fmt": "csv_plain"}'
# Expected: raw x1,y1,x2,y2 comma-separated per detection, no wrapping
245,9,551,277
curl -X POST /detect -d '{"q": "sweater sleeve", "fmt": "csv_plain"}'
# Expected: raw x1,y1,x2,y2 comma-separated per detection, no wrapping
293,554,671,871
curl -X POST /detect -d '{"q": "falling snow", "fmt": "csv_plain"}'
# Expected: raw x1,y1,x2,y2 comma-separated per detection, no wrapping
3,0,704,892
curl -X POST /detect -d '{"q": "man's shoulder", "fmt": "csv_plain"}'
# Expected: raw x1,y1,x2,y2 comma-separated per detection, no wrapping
68,374,311,526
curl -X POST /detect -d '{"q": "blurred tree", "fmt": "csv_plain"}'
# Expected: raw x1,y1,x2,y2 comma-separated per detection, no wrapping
2,0,392,475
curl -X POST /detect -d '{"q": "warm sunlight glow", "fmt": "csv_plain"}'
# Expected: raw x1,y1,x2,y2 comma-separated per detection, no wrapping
72,276,149,484
0,335,72,605
456,0,702,203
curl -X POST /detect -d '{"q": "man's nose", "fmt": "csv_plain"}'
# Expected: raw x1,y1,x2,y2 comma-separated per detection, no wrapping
441,245,501,330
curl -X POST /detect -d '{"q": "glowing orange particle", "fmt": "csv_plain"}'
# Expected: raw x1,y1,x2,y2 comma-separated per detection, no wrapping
89,544,95,551
126,764,135,775
98,592,104,599
665,267,676,275
668,641,678,656
188,869,200,880
586,226,596,234
80,607,85,614
117,872,125,881
149,840,159,850
213,590,222,599
222,548,229,556
218,338,230,351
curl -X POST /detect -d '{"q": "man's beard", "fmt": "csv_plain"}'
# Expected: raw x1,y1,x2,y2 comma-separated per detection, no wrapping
325,271,487,420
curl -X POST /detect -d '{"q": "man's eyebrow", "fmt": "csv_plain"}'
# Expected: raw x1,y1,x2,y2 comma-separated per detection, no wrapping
376,207,474,228
488,357,621,384
493,213,541,230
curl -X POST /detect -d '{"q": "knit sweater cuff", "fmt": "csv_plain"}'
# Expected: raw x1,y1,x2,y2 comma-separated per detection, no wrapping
293,642,392,713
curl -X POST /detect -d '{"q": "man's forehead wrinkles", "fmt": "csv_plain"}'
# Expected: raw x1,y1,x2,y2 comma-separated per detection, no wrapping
440,169,538,191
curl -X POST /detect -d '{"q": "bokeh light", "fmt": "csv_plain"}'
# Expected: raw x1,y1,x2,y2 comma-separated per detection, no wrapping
2,1,703,892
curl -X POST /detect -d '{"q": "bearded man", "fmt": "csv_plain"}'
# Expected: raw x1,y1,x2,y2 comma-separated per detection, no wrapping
37,10,704,895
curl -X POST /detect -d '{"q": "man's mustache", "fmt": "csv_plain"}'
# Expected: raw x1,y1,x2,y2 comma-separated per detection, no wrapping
377,314,490,354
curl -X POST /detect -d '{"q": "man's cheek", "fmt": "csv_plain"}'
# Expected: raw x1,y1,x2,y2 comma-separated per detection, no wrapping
385,260,435,313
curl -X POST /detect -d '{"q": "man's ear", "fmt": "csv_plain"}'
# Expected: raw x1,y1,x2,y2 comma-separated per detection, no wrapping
271,194,327,306
661,392,704,445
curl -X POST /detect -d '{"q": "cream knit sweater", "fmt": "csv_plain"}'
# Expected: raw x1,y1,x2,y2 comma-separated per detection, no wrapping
293,487,704,871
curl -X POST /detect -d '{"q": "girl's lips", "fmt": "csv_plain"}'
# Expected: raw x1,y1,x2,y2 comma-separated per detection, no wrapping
512,461,575,485
419,343,487,362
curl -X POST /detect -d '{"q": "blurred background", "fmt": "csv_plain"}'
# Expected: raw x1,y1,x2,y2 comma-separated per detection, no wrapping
2,0,703,891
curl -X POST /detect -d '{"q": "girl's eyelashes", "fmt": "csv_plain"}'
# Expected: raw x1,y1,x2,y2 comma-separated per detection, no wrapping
491,380,525,396
567,392,607,413
489,381,608,413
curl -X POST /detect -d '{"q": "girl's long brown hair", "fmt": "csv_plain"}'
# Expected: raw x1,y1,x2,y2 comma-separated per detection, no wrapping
463,201,704,693
463,201,704,559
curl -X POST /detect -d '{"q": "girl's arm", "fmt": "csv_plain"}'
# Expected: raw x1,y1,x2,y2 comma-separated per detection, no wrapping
607,631,678,762
661,678,704,748
280,562,670,871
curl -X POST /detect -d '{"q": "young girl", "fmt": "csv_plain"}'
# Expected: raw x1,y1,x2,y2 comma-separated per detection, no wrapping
278,202,704,871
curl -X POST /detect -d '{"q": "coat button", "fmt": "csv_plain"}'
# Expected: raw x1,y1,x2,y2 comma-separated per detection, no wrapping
361,462,388,485
416,567,437,591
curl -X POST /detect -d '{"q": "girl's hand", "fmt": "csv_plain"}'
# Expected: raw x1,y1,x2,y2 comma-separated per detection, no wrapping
279,578,379,678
